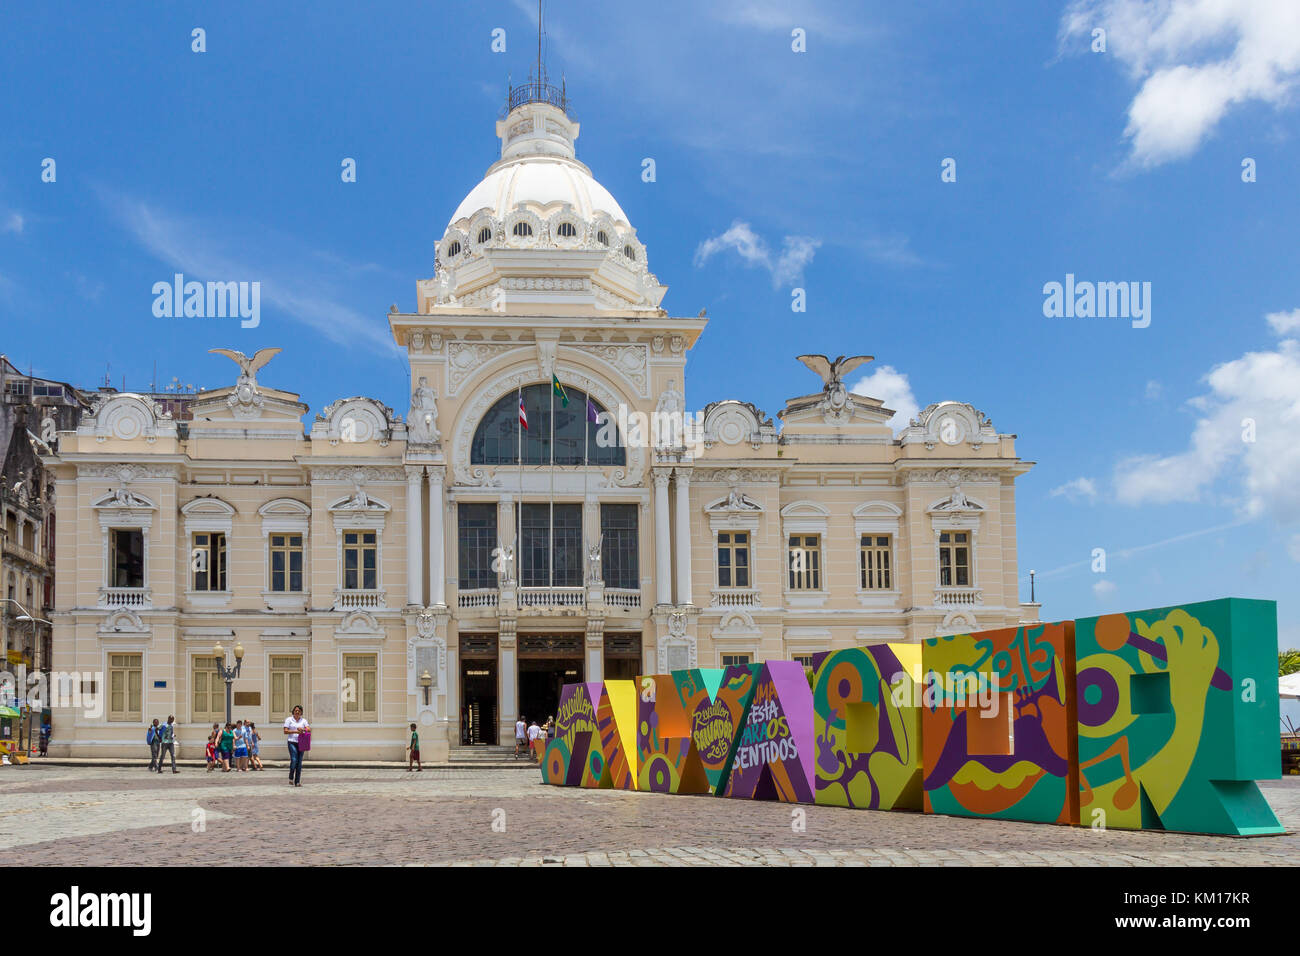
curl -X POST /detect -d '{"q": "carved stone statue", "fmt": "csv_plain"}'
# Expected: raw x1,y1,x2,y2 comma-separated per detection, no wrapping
408,376,440,444
209,347,282,419
586,541,603,586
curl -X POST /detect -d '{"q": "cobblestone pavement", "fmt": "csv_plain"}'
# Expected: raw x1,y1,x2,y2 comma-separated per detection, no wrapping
2,765,1297,866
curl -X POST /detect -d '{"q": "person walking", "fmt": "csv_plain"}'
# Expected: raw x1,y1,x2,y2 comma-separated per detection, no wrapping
157,716,178,774
283,705,309,787
407,722,422,772
514,715,527,758
527,718,541,763
205,732,217,772
147,718,161,770
248,722,262,770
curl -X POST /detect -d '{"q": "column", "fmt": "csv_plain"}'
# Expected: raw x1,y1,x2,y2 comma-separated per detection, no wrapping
673,469,692,606
428,467,446,607
405,467,424,606
653,469,672,606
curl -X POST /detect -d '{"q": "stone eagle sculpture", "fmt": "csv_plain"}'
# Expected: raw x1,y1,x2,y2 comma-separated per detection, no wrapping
208,347,282,386
795,354,874,391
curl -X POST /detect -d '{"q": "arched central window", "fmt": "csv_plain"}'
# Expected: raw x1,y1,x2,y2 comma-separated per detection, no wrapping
471,383,625,466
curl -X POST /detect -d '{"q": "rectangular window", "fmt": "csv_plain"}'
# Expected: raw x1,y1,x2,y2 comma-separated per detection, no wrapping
600,504,639,590
192,656,225,722
721,653,751,668
457,504,498,590
792,654,816,669
716,532,750,588
269,655,303,722
342,531,378,590
518,503,582,587
860,534,893,590
108,653,142,722
269,533,304,592
109,529,145,588
939,531,971,587
191,532,228,592
787,534,821,590
343,654,378,721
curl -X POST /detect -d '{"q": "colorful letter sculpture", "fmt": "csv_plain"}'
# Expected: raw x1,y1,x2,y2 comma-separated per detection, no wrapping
542,680,638,790
724,661,815,802
636,674,709,793
1075,599,1283,835
673,664,761,794
812,644,923,810
540,598,1283,837
921,622,1079,825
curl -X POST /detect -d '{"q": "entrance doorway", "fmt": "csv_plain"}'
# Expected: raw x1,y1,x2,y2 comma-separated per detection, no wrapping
517,634,584,728
460,634,498,745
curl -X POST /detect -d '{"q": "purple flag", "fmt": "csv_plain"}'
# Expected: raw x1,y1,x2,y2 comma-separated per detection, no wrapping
586,397,599,423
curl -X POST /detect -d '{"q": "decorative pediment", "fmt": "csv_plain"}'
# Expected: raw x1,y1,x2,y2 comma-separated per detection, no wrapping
900,401,999,450
180,496,236,518
328,492,391,512
712,608,760,641
92,488,156,511
854,500,903,534
99,609,148,635
706,489,763,513
258,498,311,518
311,397,399,446
927,486,985,515
700,400,775,449
336,609,383,639
78,393,177,443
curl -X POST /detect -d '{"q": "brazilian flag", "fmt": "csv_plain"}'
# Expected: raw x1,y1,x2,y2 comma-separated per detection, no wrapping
551,374,569,407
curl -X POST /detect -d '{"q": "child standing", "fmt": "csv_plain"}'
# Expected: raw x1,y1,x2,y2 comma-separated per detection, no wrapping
248,722,262,770
407,722,421,772
205,733,217,772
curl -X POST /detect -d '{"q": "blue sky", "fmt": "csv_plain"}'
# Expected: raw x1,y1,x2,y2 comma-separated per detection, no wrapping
2,0,1299,646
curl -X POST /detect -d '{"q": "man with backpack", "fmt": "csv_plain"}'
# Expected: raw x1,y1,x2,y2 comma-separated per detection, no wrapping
146,718,161,770
157,716,178,773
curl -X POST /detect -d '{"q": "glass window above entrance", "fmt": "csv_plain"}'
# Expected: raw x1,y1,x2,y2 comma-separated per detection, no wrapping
470,384,625,466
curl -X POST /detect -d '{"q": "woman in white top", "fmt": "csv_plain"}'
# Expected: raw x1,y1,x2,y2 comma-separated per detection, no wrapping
283,705,310,787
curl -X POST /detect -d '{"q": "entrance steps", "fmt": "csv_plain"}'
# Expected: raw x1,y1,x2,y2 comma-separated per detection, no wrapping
449,744,540,769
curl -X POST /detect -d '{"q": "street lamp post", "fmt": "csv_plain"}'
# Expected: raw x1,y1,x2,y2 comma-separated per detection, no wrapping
1,598,52,758
419,670,433,707
212,641,245,726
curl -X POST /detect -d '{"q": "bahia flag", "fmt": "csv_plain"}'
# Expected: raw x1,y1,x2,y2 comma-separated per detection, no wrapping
518,394,528,430
586,396,599,424
551,374,569,408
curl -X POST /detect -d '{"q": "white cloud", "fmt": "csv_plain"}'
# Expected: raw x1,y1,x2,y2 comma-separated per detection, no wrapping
2,212,22,235
694,220,821,288
1267,309,1300,335
1114,312,1300,524
101,190,399,357
1051,477,1100,504
849,364,918,433
1093,579,1117,599
1060,0,1300,166
1144,379,1164,400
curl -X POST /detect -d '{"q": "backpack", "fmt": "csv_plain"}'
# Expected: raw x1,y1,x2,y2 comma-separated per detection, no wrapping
146,726,157,744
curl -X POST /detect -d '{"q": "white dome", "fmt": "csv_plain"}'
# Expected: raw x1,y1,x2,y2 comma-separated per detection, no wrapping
450,158,629,229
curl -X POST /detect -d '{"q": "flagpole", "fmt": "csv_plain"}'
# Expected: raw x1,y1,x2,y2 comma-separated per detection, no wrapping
549,379,555,592
517,385,523,583
583,391,589,583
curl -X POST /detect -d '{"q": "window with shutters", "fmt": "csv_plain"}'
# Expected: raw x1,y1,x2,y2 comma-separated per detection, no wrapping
269,655,303,722
343,654,378,722
191,532,227,592
939,531,971,587
192,656,226,722
787,534,822,590
860,534,893,590
108,653,142,722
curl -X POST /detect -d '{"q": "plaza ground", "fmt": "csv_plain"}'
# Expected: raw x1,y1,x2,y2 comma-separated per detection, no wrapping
1,764,1297,866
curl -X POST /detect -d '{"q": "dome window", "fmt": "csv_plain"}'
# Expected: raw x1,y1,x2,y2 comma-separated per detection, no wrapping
512,221,534,238
623,245,637,262
596,230,609,247
446,241,462,258
477,227,492,244
557,222,578,238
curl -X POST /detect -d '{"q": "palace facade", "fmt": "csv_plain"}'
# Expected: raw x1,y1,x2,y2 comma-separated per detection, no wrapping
45,85,1036,761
